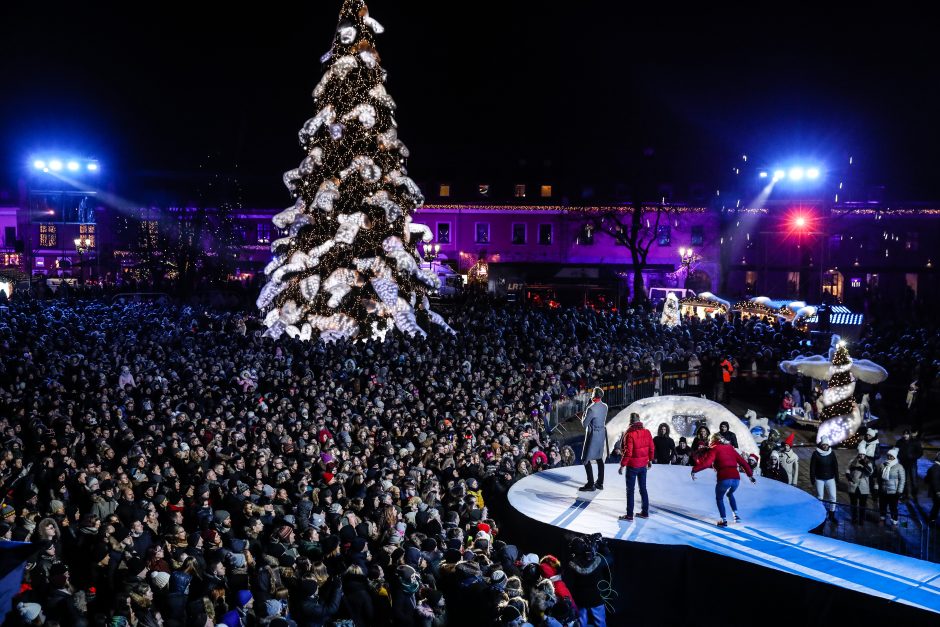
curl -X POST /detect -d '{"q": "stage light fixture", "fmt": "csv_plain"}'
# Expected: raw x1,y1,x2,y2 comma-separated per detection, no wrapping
789,167,804,181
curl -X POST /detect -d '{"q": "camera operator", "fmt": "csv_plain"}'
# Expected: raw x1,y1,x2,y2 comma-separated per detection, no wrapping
563,534,610,626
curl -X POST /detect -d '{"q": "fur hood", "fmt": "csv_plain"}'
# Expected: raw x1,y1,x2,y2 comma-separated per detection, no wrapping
566,555,601,575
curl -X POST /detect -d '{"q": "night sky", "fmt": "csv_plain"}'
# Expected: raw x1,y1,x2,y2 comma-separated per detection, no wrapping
0,2,935,205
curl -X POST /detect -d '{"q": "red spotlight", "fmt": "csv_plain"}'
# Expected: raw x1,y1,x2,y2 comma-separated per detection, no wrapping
795,216,807,228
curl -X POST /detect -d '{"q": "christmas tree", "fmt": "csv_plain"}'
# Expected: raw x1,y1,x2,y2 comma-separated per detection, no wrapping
816,339,859,445
258,0,453,342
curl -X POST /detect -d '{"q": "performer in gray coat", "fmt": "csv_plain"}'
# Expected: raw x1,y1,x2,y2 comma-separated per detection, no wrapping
580,387,609,491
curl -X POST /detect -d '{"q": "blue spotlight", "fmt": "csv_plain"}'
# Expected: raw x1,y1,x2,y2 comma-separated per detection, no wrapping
49,159,63,171
773,169,786,182
67,161,80,171
806,167,820,179
87,162,99,172
759,171,768,178
788,167,804,181
33,159,46,170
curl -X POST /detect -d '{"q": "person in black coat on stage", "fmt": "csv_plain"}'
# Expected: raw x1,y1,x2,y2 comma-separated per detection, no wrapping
653,423,676,464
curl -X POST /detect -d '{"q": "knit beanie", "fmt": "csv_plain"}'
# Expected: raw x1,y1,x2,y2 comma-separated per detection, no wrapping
236,589,253,607
150,571,171,589
17,603,42,622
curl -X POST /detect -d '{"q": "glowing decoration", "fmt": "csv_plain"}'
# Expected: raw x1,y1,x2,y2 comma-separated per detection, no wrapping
660,291,681,327
468,257,489,286
257,0,452,343
779,336,888,445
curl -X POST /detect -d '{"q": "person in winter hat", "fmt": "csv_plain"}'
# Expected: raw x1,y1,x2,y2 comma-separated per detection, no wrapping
16,602,44,625
895,429,923,500
845,452,874,525
857,428,879,461
876,448,906,525
537,555,577,612
691,433,756,526
563,537,607,626
779,433,799,486
810,435,839,523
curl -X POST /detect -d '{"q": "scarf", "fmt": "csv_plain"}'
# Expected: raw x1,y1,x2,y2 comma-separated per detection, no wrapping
815,446,831,457
881,457,898,480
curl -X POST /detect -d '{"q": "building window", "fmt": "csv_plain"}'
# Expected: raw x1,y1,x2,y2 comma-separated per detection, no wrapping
1,253,21,266
657,225,671,246
690,225,704,246
514,184,526,198
478,184,489,196
439,184,451,198
577,224,595,245
436,222,451,244
79,224,96,248
538,224,553,245
257,223,271,244
39,224,57,248
3,226,15,247
474,223,490,244
511,223,526,245
540,185,552,198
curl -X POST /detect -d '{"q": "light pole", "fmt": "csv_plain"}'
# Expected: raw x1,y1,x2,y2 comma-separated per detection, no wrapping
74,237,91,284
424,243,441,272
678,247,697,289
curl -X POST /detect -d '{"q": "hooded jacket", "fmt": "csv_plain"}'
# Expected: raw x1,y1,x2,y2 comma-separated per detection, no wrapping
563,555,605,609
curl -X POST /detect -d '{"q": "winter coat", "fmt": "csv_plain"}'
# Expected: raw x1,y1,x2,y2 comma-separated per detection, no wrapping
692,443,753,482
896,437,923,467
338,573,374,626
297,579,343,627
581,400,608,461
876,462,906,495
91,495,118,521
810,449,839,482
46,589,88,627
845,457,874,495
619,422,654,469
779,449,799,486
653,434,676,464
563,555,605,608
718,429,739,449
764,462,789,483
926,463,940,497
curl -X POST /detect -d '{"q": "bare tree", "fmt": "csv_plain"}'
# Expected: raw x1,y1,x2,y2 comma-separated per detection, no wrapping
585,201,668,306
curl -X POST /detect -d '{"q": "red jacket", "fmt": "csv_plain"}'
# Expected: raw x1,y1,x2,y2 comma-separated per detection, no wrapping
692,443,753,481
620,422,655,468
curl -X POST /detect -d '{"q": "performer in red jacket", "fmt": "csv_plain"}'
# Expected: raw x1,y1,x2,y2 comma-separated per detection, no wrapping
617,413,655,521
691,433,756,526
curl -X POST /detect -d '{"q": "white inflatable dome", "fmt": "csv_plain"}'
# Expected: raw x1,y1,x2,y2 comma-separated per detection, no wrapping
606,395,760,460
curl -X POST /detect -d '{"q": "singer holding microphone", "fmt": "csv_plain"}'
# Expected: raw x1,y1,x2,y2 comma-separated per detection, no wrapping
579,387,609,492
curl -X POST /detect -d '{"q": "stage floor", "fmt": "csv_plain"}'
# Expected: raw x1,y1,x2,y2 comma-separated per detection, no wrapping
508,464,940,613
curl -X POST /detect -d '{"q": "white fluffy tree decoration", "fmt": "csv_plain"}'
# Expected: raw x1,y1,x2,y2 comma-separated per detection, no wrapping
358,50,378,68
340,156,382,182
314,179,341,212
377,128,409,157
386,169,424,205
273,198,306,230
299,275,321,301
338,24,357,44
370,277,399,306
341,103,377,129
323,268,362,308
313,56,358,99
299,105,336,141
335,213,369,244
362,12,384,33
364,190,402,222
368,84,396,110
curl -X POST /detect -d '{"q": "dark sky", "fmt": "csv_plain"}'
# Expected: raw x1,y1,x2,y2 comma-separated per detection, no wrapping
0,2,935,204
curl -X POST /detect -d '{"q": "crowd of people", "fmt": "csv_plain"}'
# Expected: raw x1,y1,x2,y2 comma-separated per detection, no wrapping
0,293,938,626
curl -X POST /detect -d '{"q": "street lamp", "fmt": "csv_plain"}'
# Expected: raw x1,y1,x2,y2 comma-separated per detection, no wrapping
424,243,441,270
74,237,91,284
678,247,698,288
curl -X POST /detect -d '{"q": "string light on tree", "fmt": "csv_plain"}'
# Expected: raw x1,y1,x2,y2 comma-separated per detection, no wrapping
257,0,453,342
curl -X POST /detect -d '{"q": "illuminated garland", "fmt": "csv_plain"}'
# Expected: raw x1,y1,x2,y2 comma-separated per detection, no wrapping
732,301,778,317
256,0,453,342
820,343,856,422
418,204,709,214
679,296,728,314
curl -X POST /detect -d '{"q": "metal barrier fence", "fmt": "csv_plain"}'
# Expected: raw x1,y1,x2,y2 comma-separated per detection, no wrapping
813,500,940,563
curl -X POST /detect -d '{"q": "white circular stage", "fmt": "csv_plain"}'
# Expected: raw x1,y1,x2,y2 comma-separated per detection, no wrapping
508,464,826,544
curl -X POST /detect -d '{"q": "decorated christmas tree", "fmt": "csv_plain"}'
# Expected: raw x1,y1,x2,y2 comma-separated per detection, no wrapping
258,0,453,342
660,292,681,327
817,339,859,444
